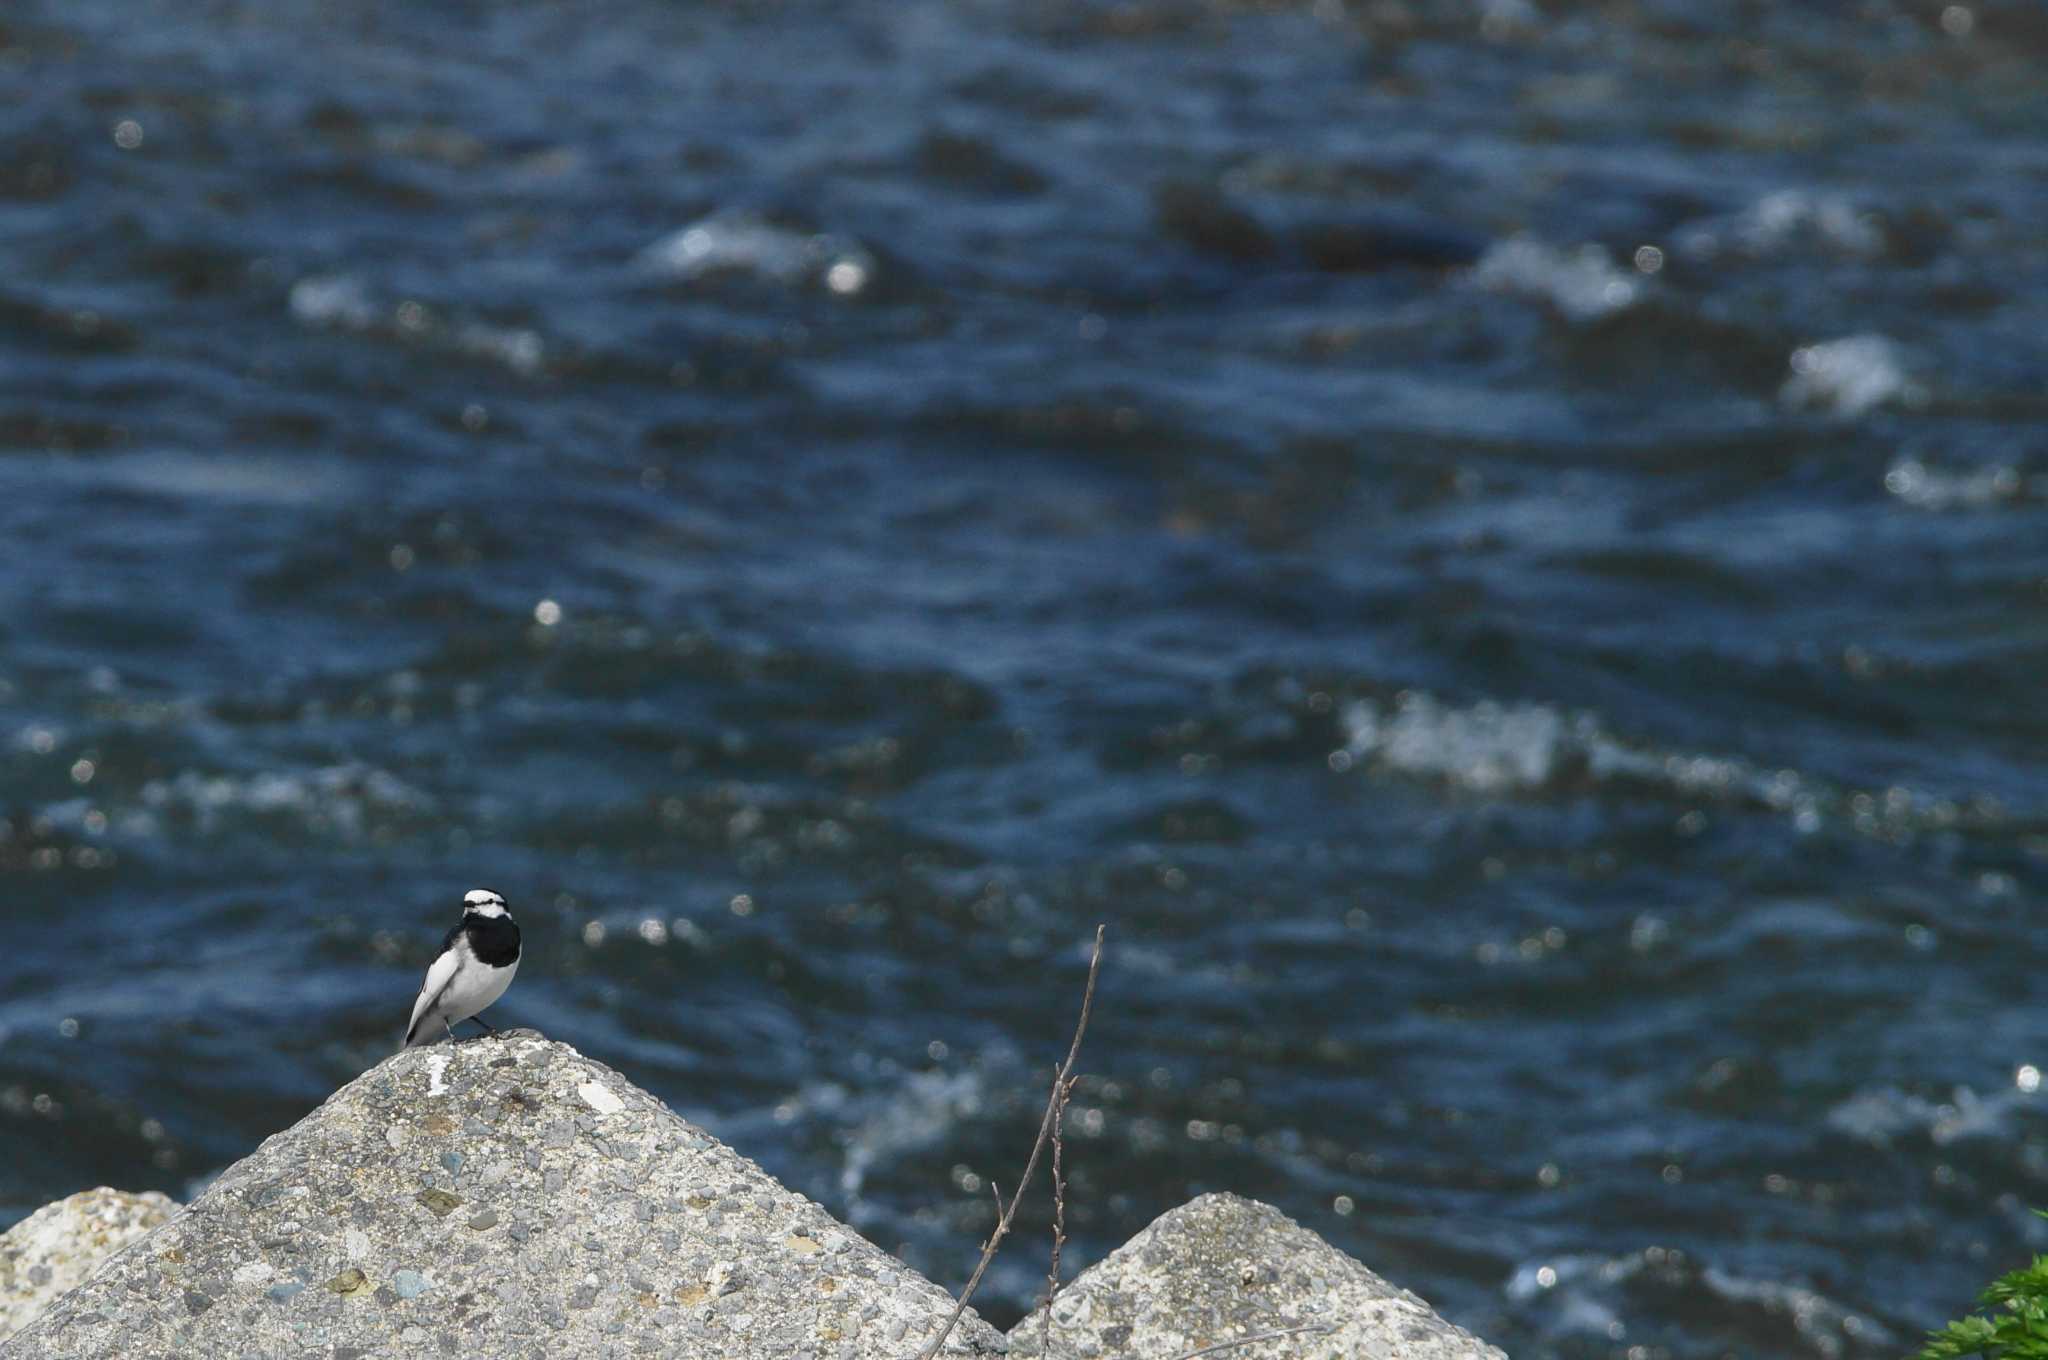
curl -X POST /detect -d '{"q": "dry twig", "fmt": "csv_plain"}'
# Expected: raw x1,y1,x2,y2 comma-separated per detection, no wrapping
1166,1323,1340,1359
917,925,1106,1360
1038,1072,1075,1356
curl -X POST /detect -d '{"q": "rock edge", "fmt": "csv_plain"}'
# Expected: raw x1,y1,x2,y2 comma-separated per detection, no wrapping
0,1187,178,1342
1007,1192,1508,1360
0,1041,1509,1359
0,1033,1001,1359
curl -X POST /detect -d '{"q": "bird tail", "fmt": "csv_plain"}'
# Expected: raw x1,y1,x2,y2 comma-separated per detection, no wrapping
400,1011,440,1051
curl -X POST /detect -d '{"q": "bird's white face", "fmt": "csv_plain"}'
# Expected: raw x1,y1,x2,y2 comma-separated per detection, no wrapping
463,888,509,918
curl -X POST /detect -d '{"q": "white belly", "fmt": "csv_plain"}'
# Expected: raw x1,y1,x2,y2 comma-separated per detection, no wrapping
442,954,518,1023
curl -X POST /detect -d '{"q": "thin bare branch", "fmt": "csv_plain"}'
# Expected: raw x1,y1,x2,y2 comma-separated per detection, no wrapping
917,925,1106,1360
1039,1073,1074,1357
1166,1324,1339,1360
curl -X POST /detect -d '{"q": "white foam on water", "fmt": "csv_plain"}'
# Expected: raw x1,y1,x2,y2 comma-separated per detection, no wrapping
638,210,874,296
1781,334,1924,416
1826,1083,2026,1147
1472,235,1642,323
288,274,378,330
1677,189,1887,261
1338,689,1995,844
1701,1266,1898,1355
1884,457,2039,511
288,274,546,375
1341,693,1582,794
838,1065,988,1200
1508,1248,1896,1354
137,762,433,838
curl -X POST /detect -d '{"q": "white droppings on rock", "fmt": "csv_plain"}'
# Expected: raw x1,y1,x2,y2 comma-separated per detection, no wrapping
576,1080,625,1115
425,1053,451,1097
232,1261,274,1286
343,1228,369,1262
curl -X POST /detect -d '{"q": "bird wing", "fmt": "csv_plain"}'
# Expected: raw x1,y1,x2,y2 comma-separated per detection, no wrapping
404,945,465,1048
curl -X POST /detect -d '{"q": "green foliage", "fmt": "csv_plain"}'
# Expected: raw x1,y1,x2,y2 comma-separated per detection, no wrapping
1920,1251,2048,1359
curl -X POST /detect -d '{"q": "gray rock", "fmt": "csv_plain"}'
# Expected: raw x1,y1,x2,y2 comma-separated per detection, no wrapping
0,1033,1001,1359
1007,1192,1507,1360
0,1186,179,1342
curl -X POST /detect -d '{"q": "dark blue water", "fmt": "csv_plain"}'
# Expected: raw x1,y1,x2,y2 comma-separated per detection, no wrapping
6,1,2048,1353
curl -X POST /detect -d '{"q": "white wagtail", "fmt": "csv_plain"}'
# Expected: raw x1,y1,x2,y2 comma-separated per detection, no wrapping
402,888,522,1049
